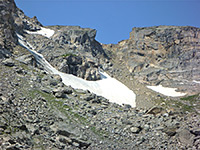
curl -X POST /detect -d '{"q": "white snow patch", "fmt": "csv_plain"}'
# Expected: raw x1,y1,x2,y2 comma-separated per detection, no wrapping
17,34,136,107
60,71,136,107
193,80,200,84
147,85,186,97
25,27,55,38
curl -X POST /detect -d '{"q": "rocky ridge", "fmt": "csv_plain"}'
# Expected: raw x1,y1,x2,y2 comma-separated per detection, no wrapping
103,26,200,95
24,25,107,81
0,0,200,149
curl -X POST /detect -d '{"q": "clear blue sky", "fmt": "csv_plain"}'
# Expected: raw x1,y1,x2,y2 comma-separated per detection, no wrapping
15,0,200,44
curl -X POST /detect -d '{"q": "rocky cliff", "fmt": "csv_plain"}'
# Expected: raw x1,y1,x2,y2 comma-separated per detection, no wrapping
0,0,17,57
0,0,200,149
103,26,200,94
25,25,108,81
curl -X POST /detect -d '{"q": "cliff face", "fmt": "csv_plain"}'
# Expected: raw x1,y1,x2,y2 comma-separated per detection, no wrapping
103,26,200,94
0,0,42,58
24,25,108,81
0,0,17,57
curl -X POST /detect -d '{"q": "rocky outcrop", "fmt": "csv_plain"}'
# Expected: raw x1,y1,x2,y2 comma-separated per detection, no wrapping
0,0,105,80
49,26,105,80
103,26,200,94
23,25,107,81
0,0,17,57
51,26,104,57
0,0,43,58
58,54,101,80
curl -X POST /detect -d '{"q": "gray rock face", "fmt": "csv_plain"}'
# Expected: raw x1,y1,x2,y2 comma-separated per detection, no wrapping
23,25,106,81
103,26,200,94
0,0,43,59
58,55,101,80
52,26,96,45
0,0,17,52
15,9,42,31
0,0,106,80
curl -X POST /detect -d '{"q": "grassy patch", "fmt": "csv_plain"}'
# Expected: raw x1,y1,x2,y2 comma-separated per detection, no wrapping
90,126,108,139
28,89,89,125
182,105,194,112
180,94,199,101
174,101,194,112
62,53,77,57
73,113,87,123
153,95,198,113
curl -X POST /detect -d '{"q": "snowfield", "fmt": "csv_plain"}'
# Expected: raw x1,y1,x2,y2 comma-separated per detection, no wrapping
147,85,186,97
25,27,55,38
17,33,136,107
60,71,136,107
193,80,200,84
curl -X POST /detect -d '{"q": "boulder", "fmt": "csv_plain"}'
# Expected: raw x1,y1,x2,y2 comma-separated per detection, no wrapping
130,126,142,134
2,58,15,67
16,54,36,65
178,128,195,146
53,87,73,98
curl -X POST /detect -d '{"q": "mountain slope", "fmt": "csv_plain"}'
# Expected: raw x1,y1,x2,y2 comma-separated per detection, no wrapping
0,0,200,149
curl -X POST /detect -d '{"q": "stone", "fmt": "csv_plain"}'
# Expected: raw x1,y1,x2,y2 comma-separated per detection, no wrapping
63,87,73,94
5,145,20,150
0,128,4,135
146,106,165,115
130,126,142,134
0,48,11,59
191,127,200,136
81,93,95,101
41,88,51,94
71,137,91,148
18,124,28,131
88,109,97,115
53,87,68,98
16,54,35,65
178,129,195,146
91,97,101,104
72,142,80,147
122,104,132,109
143,124,150,131
59,136,72,144
163,126,177,136
2,58,15,67
52,74,62,82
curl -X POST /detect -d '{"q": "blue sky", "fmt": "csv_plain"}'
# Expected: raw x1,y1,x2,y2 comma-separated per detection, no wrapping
15,0,200,44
